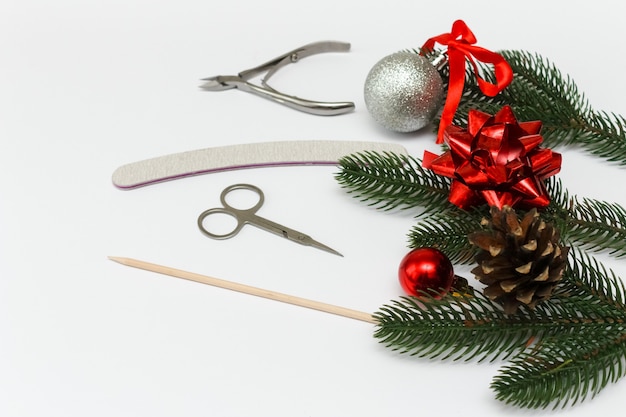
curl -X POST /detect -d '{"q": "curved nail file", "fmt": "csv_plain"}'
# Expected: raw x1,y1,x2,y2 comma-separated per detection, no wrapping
112,140,408,190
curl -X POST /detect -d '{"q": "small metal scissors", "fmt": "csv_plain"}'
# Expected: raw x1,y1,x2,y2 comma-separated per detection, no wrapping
199,41,355,116
197,184,342,256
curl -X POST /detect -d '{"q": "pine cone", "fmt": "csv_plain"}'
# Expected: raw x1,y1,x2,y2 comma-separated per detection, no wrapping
468,206,569,314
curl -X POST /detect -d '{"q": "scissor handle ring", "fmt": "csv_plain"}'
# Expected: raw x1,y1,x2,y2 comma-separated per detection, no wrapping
197,207,244,240
197,184,264,240
219,183,264,213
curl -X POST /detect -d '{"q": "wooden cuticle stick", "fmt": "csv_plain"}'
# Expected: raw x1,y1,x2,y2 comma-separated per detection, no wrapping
108,257,378,325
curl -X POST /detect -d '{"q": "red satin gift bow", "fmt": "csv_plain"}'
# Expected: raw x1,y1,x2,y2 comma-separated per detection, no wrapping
422,20,513,144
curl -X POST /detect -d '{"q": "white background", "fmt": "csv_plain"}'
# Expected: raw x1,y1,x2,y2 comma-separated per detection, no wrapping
2,1,626,416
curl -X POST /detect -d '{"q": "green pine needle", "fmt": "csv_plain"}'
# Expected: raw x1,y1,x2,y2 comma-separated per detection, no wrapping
407,208,486,264
561,248,626,310
442,50,626,164
374,293,542,362
374,282,626,366
565,197,626,258
543,179,626,259
335,152,451,213
492,331,626,409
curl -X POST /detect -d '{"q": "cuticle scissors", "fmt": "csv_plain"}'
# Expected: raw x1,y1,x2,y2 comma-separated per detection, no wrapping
197,184,342,257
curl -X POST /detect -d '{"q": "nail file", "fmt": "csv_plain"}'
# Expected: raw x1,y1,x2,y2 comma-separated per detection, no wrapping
112,140,408,190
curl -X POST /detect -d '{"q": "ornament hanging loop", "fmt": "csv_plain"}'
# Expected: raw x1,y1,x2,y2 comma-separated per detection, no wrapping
433,54,449,71
422,20,513,144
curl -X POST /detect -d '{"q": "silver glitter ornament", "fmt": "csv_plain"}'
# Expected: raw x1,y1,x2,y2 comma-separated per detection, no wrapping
364,52,444,133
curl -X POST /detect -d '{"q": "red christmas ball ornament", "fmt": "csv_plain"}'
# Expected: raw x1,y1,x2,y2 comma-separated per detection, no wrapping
398,247,455,298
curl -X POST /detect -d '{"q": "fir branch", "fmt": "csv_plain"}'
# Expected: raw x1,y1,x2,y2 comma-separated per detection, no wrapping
407,208,486,264
374,226,626,408
492,331,626,409
544,177,570,210
374,287,626,360
374,293,541,362
436,50,626,165
335,152,451,213
582,110,626,163
564,197,626,258
500,50,592,118
372,290,625,363
559,248,626,311
500,50,626,162
341,49,626,409
336,151,626,261
543,178,626,259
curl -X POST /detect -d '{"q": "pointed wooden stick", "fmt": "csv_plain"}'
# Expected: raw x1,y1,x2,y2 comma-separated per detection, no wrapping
108,256,378,324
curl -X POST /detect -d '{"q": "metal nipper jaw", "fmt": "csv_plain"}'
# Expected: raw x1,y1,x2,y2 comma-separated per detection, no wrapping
200,41,355,116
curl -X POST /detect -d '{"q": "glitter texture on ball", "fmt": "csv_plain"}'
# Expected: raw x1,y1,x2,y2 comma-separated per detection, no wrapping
364,52,444,133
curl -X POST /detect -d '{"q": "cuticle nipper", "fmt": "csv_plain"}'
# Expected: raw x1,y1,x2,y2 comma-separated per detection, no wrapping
199,41,355,116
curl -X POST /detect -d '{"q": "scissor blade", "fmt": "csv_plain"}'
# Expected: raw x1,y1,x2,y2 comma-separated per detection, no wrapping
239,212,343,257
296,235,343,257
308,238,343,257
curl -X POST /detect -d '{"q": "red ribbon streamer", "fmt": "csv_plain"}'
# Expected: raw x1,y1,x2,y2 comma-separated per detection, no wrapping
422,20,513,143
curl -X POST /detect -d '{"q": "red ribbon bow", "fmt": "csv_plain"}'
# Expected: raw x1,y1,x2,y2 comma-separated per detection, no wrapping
422,105,562,210
422,20,513,144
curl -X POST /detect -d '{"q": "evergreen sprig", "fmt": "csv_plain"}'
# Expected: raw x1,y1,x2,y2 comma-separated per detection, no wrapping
407,209,485,263
492,330,626,409
337,153,626,263
374,247,626,409
335,151,451,213
562,248,626,310
374,292,553,362
492,250,626,408
335,152,626,408
336,47,626,408
441,50,626,164
564,197,626,258
542,179,626,259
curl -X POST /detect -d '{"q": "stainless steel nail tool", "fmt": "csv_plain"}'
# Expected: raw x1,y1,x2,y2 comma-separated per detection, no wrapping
198,183,343,256
199,41,355,116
